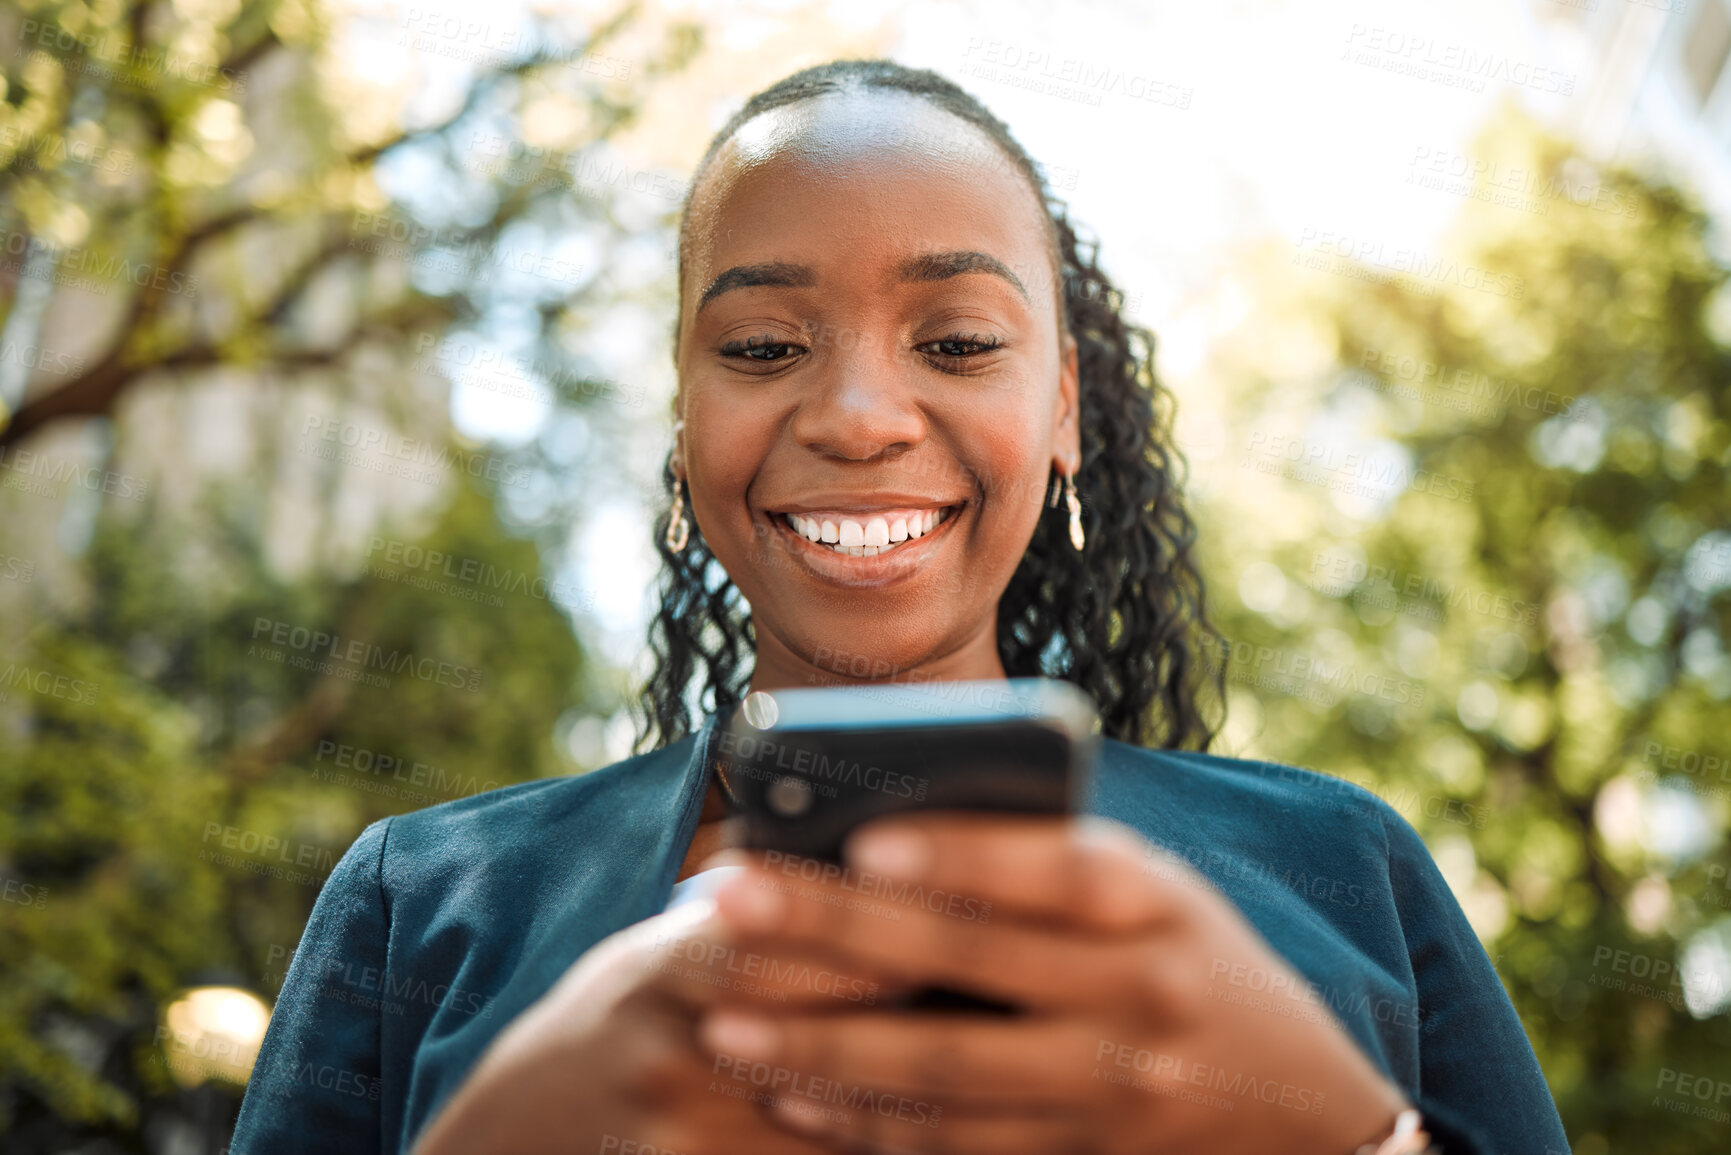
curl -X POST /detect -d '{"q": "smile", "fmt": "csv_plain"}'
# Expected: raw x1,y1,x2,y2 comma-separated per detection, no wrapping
779,505,961,557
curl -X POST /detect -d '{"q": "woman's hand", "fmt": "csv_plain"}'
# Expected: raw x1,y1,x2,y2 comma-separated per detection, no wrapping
699,814,1412,1155
412,896,899,1155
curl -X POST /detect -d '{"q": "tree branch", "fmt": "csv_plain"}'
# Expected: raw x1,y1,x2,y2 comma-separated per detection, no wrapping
0,12,637,448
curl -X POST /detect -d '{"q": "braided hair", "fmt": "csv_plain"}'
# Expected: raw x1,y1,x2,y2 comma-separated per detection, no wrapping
638,58,1225,753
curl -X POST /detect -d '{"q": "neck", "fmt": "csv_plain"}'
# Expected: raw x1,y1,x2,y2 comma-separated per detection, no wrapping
745,618,1007,695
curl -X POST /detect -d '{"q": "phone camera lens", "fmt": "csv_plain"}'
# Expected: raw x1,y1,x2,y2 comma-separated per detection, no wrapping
768,775,812,816
743,691,779,730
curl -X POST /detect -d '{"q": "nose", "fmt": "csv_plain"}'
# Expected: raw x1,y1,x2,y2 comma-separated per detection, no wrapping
788,343,927,462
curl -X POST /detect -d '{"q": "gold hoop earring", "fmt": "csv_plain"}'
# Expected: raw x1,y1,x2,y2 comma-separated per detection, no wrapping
1064,473,1084,551
665,478,691,553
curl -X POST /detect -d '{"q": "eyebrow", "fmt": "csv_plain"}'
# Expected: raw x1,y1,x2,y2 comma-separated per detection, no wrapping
696,262,816,312
695,250,1029,313
897,250,1028,301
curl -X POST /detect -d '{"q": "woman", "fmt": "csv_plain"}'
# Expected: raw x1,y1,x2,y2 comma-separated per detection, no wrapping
231,60,1571,1155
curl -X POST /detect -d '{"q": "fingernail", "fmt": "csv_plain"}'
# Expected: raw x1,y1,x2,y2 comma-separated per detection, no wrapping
717,873,784,929
847,827,930,878
701,1010,779,1060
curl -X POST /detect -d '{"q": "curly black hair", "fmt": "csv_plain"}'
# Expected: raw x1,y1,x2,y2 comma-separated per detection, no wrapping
636,58,1225,753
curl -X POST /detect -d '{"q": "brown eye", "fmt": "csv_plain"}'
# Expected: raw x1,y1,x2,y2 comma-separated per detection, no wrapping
720,336,804,365
917,332,1005,368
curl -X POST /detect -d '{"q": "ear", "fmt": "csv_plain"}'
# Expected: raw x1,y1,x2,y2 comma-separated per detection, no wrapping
1050,329,1081,476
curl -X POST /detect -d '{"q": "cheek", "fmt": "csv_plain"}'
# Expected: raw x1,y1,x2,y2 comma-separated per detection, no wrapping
681,390,771,533
961,397,1056,529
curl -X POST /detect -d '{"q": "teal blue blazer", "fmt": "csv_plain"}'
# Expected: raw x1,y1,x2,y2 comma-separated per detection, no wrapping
230,716,1571,1154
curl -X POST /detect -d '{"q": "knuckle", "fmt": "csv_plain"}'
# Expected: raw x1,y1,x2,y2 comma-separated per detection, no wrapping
909,1033,965,1093
623,1032,691,1105
943,919,995,977
646,1120,706,1155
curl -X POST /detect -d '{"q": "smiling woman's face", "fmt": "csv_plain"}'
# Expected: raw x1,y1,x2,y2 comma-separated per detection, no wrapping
674,88,1079,690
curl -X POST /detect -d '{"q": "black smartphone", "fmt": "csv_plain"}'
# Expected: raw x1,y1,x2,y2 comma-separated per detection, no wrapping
714,677,1099,1013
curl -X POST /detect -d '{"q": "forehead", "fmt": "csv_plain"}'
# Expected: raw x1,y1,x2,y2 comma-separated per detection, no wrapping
681,90,1054,298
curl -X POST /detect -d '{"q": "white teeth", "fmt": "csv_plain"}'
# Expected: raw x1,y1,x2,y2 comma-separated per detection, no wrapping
784,506,956,555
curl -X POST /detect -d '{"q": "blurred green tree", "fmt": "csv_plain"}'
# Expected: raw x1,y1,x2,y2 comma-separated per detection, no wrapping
0,0,700,1148
1191,108,1731,1154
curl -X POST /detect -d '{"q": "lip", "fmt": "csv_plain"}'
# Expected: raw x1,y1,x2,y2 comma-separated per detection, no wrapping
764,502,966,590
767,493,970,516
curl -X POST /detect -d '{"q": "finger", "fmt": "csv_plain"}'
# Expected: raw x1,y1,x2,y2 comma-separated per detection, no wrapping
698,1008,1112,1108
713,868,1177,1017
767,1092,1091,1155
629,902,893,1012
839,812,1195,931
607,989,875,1155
